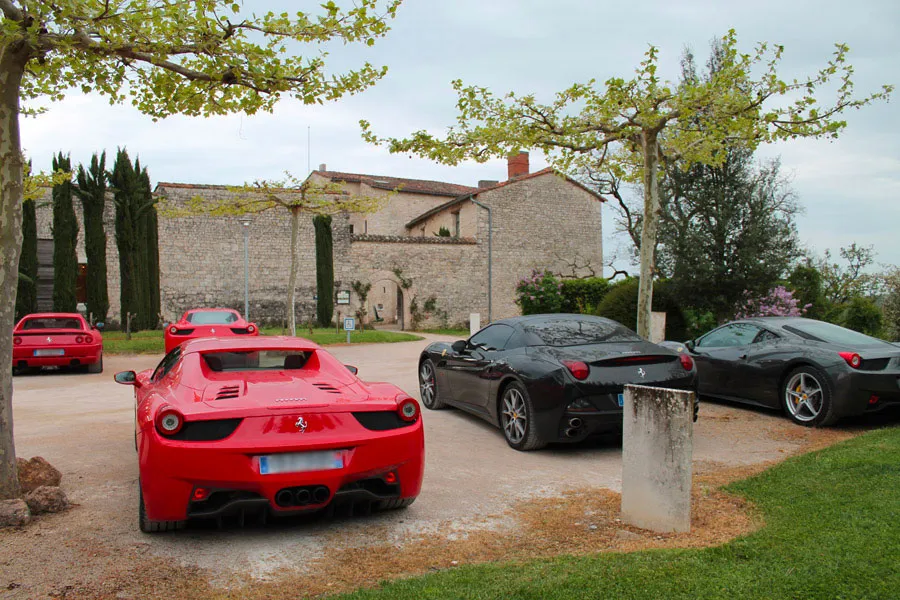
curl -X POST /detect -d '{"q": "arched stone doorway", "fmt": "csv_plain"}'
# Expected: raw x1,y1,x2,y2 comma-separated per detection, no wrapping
364,270,415,330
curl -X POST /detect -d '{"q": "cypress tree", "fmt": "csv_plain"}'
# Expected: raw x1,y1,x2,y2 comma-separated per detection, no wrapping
74,152,110,323
313,214,334,327
109,149,139,329
15,199,38,320
132,158,152,329
51,153,78,312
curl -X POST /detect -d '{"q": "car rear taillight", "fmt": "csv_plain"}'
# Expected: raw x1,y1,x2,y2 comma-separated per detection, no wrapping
169,326,178,334
384,471,398,484
562,360,590,380
247,324,256,333
679,354,694,371
13,336,21,345
155,406,184,436
398,399,419,422
839,351,862,369
84,335,93,344
75,335,84,343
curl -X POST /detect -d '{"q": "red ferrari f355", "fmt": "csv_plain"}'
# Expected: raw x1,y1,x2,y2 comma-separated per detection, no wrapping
164,308,258,353
13,313,104,374
115,336,424,532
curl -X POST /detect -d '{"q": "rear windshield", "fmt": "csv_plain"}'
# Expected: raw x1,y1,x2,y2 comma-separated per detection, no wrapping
202,350,311,371
188,311,240,325
21,317,84,330
525,318,641,346
784,321,886,346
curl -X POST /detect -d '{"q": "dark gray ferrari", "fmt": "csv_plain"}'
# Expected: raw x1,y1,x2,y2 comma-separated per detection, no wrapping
417,314,698,451
667,317,900,426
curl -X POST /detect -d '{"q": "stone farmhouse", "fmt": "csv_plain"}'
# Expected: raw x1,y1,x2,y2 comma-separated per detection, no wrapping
32,153,605,329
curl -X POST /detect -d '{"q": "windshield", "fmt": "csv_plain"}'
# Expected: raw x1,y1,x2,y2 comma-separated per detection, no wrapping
525,317,641,346
203,350,311,371
21,317,84,330
784,321,887,347
188,311,240,325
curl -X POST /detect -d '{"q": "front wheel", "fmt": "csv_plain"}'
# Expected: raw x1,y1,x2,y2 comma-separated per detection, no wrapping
418,359,446,409
782,366,837,427
499,381,545,451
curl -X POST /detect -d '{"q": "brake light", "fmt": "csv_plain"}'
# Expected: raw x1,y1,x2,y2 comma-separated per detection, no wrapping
13,336,21,345
84,335,93,344
562,360,590,380
75,335,83,343
155,406,184,435
247,324,256,333
384,471,398,484
169,326,178,334
679,354,694,371
191,487,211,502
398,399,419,422
839,352,862,369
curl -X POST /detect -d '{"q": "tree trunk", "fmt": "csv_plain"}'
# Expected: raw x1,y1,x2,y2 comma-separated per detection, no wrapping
636,130,660,339
0,44,29,499
287,206,301,335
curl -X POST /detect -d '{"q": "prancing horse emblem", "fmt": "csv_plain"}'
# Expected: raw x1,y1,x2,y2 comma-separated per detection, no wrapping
210,328,216,334
295,416,308,432
46,336,52,343
637,368,646,378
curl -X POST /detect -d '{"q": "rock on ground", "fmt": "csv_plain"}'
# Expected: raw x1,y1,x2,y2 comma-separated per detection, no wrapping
17,456,62,493
0,499,31,528
24,486,69,515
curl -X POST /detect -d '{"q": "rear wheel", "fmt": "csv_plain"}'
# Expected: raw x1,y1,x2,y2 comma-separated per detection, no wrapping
88,354,103,374
782,366,837,427
138,481,185,533
499,381,545,451
418,359,446,409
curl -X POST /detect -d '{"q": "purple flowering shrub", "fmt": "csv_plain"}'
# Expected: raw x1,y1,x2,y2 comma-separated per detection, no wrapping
733,286,811,319
515,269,563,315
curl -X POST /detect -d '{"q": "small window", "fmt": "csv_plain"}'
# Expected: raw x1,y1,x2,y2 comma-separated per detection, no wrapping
152,347,183,382
753,329,780,344
349,224,354,234
697,323,761,348
468,324,515,351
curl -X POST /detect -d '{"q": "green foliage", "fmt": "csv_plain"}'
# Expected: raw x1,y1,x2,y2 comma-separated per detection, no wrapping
515,269,563,315
333,427,900,600
817,243,880,305
435,226,451,237
883,268,900,342
51,152,78,312
314,215,335,327
559,277,610,314
352,281,373,330
787,263,829,320
15,199,38,320
391,267,413,290
411,295,448,330
836,296,883,338
682,308,718,340
595,278,688,341
74,152,109,323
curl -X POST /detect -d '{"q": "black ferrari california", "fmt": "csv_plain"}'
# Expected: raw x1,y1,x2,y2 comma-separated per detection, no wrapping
417,314,698,451
668,317,900,426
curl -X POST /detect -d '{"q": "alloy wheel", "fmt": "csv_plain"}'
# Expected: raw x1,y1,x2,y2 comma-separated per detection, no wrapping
785,372,824,422
419,362,436,407
501,388,528,444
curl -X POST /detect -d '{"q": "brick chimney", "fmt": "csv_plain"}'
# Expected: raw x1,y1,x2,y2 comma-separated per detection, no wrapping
318,163,327,172
478,180,499,189
507,152,529,180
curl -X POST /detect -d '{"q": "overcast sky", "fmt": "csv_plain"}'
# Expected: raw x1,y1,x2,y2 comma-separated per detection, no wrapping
19,0,900,273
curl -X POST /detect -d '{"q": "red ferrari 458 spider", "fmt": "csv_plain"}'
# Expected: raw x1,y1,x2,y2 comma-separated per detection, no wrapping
115,336,424,532
164,308,258,353
13,313,103,374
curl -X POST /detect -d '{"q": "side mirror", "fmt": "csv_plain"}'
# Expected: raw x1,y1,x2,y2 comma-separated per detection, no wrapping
114,370,138,386
94,322,105,331
451,340,468,353
684,340,696,352
345,365,358,375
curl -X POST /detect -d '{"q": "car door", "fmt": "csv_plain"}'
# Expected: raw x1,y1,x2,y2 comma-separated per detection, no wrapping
736,328,786,407
444,324,515,413
691,323,762,397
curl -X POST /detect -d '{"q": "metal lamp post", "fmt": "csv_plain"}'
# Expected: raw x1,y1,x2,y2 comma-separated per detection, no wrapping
239,218,252,319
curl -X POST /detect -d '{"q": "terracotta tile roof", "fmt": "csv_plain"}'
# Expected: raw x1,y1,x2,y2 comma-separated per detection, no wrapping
352,234,476,245
405,169,606,229
313,170,478,198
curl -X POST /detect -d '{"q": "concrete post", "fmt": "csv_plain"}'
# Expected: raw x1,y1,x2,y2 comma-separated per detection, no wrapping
621,384,694,533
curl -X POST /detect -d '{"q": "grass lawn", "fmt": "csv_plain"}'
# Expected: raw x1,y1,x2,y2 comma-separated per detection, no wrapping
336,426,900,600
102,328,422,355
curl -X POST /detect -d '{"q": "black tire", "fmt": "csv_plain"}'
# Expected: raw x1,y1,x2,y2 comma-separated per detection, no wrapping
782,365,837,427
418,359,446,410
88,355,103,374
499,381,546,451
376,497,416,511
139,481,185,533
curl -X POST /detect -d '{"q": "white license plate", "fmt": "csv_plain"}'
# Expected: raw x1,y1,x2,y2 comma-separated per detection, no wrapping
34,349,65,357
258,451,343,475
617,393,624,407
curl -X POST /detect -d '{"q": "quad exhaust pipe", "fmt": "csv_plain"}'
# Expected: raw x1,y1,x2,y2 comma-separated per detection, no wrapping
274,485,330,507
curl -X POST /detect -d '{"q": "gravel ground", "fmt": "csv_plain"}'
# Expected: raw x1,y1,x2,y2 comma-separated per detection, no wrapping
2,333,895,599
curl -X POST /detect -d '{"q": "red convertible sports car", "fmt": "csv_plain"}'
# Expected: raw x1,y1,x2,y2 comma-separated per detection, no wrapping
164,308,258,353
13,313,103,374
115,336,424,532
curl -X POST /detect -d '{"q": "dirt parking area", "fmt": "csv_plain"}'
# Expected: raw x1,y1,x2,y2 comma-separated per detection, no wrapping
1,334,891,599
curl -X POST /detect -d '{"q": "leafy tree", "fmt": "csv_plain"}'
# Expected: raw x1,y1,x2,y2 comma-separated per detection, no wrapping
74,152,109,324
515,269,563,315
594,278,687,341
51,153,78,312
788,263,828,320
14,198,36,320
838,296,883,338
314,214,335,328
161,176,384,335
0,0,401,499
882,268,900,342
733,286,807,319
817,243,879,305
435,226,451,237
363,30,891,338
